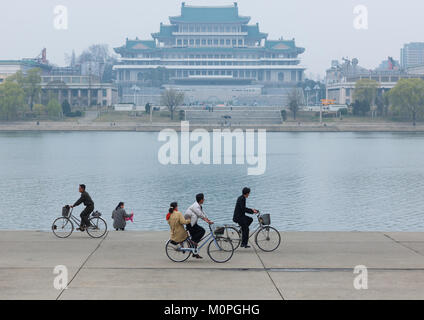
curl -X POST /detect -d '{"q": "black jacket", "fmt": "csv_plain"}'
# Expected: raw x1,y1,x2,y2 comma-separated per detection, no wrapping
73,191,94,208
233,195,254,222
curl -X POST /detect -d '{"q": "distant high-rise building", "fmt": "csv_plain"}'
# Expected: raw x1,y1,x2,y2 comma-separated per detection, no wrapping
400,42,424,69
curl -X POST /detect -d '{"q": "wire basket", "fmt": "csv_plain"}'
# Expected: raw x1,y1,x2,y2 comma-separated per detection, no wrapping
259,214,271,226
62,206,71,218
91,211,102,218
214,226,225,236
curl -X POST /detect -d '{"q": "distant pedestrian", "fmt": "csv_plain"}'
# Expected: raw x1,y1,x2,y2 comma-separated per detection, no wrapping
112,202,132,231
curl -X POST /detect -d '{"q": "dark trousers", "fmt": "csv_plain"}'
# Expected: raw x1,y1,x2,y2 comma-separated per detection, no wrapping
80,205,94,227
186,223,205,244
236,216,253,246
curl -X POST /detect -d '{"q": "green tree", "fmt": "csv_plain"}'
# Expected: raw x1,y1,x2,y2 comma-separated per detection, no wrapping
288,88,303,120
389,78,424,126
376,91,390,117
10,68,42,111
33,104,46,116
352,100,370,116
161,89,184,121
62,100,71,116
46,99,62,119
0,80,25,120
353,79,379,117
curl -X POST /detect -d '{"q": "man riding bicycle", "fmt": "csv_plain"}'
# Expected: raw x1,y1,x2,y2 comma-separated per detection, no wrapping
233,187,258,249
70,184,94,231
185,193,214,259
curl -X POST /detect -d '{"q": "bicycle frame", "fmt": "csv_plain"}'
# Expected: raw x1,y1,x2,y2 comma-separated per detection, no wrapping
179,225,222,254
64,208,83,227
226,212,268,239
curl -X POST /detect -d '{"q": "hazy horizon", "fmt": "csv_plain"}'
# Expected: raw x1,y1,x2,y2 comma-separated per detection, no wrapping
0,0,423,78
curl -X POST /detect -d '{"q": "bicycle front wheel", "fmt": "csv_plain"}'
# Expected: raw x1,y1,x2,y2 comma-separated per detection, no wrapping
87,217,107,238
223,226,241,250
255,226,281,252
52,217,74,238
166,239,192,263
207,237,234,263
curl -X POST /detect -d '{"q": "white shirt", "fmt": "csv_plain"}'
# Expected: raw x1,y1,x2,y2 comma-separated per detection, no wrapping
185,202,208,227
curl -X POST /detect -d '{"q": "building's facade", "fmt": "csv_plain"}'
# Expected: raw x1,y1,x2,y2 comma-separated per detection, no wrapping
406,64,424,75
113,2,306,105
401,43,424,69
41,75,117,107
0,57,117,108
326,58,424,105
0,59,51,83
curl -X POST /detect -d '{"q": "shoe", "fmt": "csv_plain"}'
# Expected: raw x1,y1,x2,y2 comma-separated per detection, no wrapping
193,254,203,259
242,245,251,249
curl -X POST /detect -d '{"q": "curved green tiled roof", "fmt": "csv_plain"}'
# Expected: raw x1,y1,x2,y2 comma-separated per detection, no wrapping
265,40,305,54
114,40,157,54
243,25,267,39
170,4,250,23
152,24,177,39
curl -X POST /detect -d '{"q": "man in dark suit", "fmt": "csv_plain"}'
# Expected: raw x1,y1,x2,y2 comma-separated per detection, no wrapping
233,187,258,248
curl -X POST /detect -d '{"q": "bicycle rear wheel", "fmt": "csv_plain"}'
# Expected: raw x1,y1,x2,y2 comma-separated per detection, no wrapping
255,226,281,252
166,239,192,263
52,217,74,238
87,217,107,238
223,226,241,250
207,237,234,263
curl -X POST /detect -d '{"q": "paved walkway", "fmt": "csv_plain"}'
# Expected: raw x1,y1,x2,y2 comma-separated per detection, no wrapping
1,231,424,300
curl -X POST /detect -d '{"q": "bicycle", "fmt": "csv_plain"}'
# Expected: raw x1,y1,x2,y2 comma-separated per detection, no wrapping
52,206,108,239
165,224,234,263
223,211,281,252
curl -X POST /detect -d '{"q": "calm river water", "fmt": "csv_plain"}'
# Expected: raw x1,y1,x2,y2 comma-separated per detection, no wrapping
0,131,423,231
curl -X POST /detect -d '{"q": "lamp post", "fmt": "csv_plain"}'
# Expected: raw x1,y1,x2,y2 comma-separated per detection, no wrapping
314,84,320,106
131,85,140,108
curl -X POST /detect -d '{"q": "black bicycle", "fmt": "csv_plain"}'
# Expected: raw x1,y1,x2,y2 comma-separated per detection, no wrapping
52,206,107,239
223,211,281,252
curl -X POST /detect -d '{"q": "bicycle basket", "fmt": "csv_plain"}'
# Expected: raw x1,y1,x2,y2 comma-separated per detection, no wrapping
260,214,271,226
91,211,102,218
214,226,225,236
62,206,71,217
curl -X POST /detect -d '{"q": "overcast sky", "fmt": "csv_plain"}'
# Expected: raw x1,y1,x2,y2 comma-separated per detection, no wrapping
0,0,422,77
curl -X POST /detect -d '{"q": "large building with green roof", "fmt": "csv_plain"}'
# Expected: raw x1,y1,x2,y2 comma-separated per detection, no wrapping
113,2,306,105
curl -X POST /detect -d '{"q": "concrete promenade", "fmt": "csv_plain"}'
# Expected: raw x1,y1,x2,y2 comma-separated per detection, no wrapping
1,231,424,300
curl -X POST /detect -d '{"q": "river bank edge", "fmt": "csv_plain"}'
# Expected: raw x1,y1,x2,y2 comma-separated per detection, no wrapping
1,121,424,132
